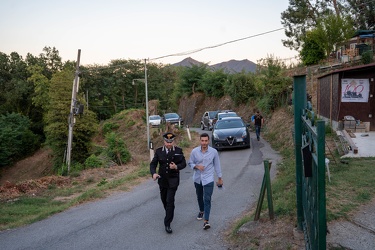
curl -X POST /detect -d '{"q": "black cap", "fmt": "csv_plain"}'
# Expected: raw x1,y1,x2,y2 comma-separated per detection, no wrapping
163,132,175,143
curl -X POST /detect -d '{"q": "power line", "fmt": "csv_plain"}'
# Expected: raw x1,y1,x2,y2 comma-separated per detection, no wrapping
150,28,285,61
80,27,286,72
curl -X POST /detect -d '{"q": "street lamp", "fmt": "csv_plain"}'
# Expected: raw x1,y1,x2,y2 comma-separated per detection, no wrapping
132,59,150,151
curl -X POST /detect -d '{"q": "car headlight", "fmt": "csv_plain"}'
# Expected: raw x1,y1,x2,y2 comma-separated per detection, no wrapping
213,131,219,140
242,131,247,138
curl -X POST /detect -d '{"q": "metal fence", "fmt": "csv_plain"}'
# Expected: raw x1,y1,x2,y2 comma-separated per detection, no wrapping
294,75,327,250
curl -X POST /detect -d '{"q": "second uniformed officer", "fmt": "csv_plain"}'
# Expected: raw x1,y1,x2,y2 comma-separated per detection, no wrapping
150,132,186,234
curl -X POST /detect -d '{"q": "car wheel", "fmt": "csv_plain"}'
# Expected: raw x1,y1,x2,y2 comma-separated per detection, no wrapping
201,123,205,130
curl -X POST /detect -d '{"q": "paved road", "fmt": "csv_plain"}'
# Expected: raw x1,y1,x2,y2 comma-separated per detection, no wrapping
0,129,281,250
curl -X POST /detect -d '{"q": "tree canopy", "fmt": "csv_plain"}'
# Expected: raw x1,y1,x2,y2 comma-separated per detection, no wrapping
281,0,374,52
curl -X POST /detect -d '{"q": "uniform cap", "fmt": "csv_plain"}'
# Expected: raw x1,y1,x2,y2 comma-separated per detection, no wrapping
163,132,175,143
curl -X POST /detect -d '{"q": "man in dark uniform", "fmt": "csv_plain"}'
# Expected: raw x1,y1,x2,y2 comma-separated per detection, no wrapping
150,132,186,234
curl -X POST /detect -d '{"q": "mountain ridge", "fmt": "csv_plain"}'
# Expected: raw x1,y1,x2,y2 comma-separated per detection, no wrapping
171,57,257,73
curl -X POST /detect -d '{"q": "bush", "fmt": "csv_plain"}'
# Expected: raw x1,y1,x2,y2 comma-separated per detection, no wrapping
105,132,131,165
361,51,374,64
0,113,40,166
102,122,120,135
85,154,103,168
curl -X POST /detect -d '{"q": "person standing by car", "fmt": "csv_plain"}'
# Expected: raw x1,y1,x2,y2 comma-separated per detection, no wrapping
150,132,186,234
253,110,264,141
188,133,223,230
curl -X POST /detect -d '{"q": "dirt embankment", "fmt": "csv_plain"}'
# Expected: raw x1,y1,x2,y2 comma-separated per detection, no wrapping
178,92,257,126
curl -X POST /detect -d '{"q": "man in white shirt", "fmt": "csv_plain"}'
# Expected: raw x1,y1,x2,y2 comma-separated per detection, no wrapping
188,133,223,230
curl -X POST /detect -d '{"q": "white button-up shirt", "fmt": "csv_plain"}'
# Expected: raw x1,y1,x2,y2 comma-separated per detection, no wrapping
188,145,222,185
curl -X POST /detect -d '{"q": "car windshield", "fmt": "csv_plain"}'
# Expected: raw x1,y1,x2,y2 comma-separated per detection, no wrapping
218,113,237,119
208,111,218,118
149,115,160,120
215,119,244,129
165,113,179,119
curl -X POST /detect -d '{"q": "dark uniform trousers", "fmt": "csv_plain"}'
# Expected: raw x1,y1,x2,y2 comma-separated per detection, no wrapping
150,146,186,227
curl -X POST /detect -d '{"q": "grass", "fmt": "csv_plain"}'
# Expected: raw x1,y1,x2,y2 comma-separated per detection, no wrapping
326,157,375,221
0,162,150,231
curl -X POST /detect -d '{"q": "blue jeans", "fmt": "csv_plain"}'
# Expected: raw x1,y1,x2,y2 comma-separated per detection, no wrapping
194,181,214,221
255,125,261,139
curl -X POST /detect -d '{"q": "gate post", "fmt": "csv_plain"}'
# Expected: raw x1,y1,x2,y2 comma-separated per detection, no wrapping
293,75,306,230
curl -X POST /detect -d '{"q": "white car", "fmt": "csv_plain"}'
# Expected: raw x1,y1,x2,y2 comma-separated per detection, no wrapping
149,115,161,127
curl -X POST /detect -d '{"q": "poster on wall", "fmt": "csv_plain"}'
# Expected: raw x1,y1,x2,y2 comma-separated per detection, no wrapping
341,78,369,102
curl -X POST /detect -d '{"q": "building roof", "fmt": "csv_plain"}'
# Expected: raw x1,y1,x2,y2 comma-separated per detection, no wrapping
318,62,375,79
353,30,375,37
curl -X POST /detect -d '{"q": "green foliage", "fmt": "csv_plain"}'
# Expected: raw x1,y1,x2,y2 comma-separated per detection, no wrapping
314,13,355,59
281,0,368,53
281,0,329,50
361,51,374,64
224,72,256,105
104,132,131,165
0,113,40,166
97,178,108,186
44,68,98,168
255,56,292,110
200,69,226,98
178,138,191,148
126,120,136,128
102,122,120,135
178,64,209,97
300,30,326,65
84,154,103,168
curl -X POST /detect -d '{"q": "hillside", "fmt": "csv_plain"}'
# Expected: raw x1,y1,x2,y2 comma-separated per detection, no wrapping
0,94,258,186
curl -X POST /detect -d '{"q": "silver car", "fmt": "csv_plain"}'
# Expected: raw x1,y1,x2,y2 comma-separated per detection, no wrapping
200,111,218,130
149,115,161,127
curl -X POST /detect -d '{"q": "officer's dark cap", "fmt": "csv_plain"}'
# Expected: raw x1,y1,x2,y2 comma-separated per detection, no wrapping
163,132,175,143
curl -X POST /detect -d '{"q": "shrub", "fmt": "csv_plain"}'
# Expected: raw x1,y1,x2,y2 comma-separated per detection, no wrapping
85,154,103,168
102,122,120,135
361,51,374,64
104,132,131,165
0,113,40,166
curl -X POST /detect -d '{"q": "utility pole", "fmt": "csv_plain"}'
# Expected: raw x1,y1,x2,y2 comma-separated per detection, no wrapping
66,49,81,174
144,59,150,150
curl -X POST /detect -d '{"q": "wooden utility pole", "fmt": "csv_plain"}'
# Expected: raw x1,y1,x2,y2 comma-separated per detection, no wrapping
66,49,81,174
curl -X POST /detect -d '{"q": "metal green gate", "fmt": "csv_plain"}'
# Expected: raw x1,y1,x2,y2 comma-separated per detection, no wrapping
293,75,327,250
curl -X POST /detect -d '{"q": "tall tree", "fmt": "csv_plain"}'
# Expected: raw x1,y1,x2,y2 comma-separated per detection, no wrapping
281,0,346,50
39,46,63,78
45,68,98,167
344,0,375,29
315,13,355,58
177,64,208,97
300,30,326,65
201,69,227,98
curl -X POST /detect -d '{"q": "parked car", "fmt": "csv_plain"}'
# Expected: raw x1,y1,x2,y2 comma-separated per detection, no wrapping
149,115,161,127
212,111,238,126
162,113,184,126
200,110,218,130
212,117,250,150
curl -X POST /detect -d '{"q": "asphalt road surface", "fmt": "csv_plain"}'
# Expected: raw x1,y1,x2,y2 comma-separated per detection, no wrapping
0,128,281,250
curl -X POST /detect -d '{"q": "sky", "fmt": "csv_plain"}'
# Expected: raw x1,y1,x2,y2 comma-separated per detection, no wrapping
1,0,299,66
